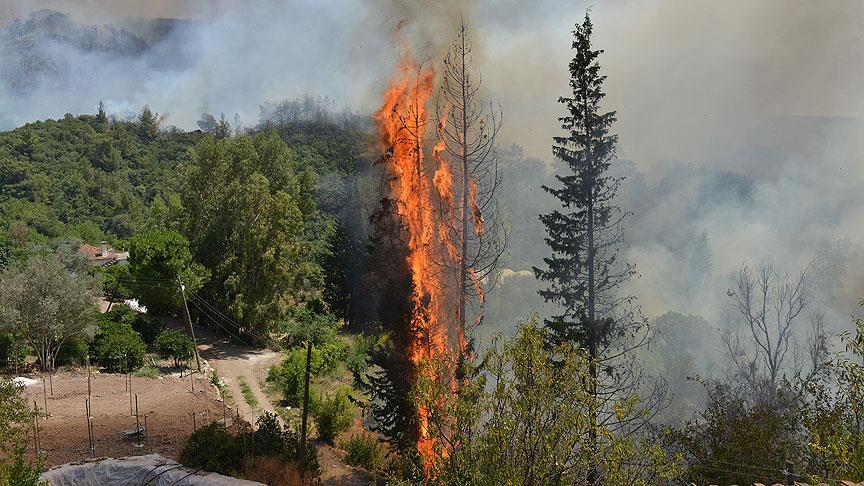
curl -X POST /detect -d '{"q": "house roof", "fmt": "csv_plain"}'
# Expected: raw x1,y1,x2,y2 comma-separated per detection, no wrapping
78,243,128,265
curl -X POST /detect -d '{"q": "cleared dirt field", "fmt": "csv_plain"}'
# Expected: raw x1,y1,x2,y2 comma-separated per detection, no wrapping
21,369,225,467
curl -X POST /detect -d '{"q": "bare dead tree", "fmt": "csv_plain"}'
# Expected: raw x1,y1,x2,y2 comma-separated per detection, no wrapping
435,19,507,360
724,260,830,402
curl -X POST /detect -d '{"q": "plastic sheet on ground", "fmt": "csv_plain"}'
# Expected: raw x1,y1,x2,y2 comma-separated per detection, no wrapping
11,376,39,387
39,453,264,485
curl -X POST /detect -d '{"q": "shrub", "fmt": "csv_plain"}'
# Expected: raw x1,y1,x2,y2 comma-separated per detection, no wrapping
92,321,146,372
133,365,160,378
314,388,355,443
0,380,42,485
0,333,30,371
318,338,346,375
268,346,323,405
154,329,195,367
0,445,43,486
179,423,242,475
102,304,136,325
345,334,378,374
55,336,89,367
253,412,293,456
131,314,164,345
341,432,387,472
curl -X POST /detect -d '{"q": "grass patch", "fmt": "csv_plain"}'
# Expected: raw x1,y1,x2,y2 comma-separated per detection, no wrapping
238,377,259,410
133,365,160,378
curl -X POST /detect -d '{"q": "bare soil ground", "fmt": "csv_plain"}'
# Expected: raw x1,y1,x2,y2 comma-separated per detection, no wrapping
19,319,374,484
21,369,221,468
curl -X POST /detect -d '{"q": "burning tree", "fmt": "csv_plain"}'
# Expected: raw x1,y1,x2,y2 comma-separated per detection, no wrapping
362,19,507,473
434,19,506,365
362,37,460,471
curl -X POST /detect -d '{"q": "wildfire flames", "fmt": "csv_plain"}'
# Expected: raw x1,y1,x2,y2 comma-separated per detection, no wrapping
374,40,466,471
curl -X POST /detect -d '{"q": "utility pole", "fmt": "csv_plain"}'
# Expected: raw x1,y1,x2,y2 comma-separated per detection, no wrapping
299,341,312,478
105,280,120,313
177,277,202,372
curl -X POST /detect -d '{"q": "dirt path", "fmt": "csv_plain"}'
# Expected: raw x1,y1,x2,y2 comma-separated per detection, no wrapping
191,322,282,424
190,322,373,485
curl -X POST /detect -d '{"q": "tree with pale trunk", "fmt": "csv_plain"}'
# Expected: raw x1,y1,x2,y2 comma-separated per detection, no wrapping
435,19,506,364
0,253,100,372
723,259,830,404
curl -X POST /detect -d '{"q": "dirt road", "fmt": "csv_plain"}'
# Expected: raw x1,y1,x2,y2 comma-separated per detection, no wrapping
193,323,282,424
192,323,373,485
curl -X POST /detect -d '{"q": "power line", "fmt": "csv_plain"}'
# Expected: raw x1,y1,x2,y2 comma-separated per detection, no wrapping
185,298,256,349
187,293,271,344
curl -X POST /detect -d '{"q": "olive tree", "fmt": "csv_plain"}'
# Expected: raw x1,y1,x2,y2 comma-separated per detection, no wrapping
0,254,101,371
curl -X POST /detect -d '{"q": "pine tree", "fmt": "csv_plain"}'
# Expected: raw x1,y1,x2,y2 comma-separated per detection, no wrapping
96,100,107,127
534,13,651,484
138,105,159,141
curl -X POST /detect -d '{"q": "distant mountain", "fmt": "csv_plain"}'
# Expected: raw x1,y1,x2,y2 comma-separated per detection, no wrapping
0,9,196,95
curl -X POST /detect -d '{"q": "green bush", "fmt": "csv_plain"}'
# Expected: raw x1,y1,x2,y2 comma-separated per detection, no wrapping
0,445,43,486
314,388,355,443
0,333,30,371
92,321,146,372
131,314,164,345
179,423,242,475
266,343,344,406
133,365,160,378
341,432,387,473
345,334,378,374
253,412,294,456
154,329,195,367
318,338,346,375
268,346,324,405
55,336,89,367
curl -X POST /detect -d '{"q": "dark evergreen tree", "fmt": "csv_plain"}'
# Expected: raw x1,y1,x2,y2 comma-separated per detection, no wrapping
353,195,418,450
138,105,159,141
96,101,107,127
534,13,656,484
321,219,350,322
535,11,635,361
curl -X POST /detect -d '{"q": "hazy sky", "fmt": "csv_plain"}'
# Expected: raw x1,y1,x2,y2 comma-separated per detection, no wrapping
3,0,864,166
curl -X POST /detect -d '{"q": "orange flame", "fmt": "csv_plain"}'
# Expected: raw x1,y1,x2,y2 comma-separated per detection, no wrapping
375,40,463,474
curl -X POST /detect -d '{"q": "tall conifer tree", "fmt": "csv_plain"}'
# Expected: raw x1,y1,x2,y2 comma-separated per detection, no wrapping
534,13,651,483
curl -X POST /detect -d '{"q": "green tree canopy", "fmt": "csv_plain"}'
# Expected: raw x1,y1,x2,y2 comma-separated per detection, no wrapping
138,105,159,141
154,329,195,368
0,252,100,371
0,111,201,243
180,134,331,337
127,229,208,315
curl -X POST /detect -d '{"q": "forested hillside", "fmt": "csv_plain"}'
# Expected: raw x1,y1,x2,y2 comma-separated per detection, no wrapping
0,111,200,245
